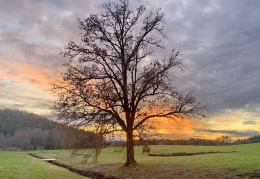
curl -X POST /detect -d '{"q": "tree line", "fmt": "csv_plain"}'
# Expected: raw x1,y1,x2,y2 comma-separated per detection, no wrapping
109,137,231,147
233,135,260,144
109,135,260,147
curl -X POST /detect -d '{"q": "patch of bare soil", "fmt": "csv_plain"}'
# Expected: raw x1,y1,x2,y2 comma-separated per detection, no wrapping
148,151,236,157
236,171,260,179
105,164,260,179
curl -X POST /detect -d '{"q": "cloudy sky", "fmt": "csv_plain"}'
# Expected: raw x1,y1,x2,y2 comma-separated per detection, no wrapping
0,0,259,139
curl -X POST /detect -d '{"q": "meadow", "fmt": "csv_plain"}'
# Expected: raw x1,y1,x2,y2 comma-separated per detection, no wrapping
0,152,88,179
31,143,260,179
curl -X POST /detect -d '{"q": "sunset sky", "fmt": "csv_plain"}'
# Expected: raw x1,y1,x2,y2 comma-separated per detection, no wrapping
0,0,260,140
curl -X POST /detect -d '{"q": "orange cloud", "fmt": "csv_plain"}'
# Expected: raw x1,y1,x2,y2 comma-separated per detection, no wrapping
0,57,61,92
147,116,207,139
214,118,237,124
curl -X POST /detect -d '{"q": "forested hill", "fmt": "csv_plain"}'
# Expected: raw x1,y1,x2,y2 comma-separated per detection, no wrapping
0,109,99,151
0,109,61,150
0,109,55,135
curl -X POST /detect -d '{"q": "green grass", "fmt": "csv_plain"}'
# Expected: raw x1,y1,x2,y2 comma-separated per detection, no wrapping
32,143,260,178
36,143,260,169
0,152,88,179
141,144,260,169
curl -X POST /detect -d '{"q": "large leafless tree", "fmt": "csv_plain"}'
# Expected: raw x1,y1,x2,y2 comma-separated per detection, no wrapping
52,0,204,166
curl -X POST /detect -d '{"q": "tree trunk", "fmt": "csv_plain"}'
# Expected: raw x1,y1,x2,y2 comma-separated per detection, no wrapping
124,129,137,167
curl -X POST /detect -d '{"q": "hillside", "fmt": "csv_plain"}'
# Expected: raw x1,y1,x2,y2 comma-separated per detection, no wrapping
0,109,55,135
0,109,99,150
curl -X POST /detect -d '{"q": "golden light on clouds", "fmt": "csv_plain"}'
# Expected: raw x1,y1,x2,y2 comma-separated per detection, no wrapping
149,117,207,139
0,57,60,91
0,57,61,115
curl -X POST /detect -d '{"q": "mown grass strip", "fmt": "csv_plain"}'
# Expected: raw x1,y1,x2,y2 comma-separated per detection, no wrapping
29,153,115,179
0,152,87,179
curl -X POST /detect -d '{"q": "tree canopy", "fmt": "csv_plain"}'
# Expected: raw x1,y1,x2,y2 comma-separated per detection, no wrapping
52,0,205,166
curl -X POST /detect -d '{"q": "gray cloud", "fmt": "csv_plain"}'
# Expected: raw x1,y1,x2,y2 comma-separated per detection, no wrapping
42,114,58,121
0,92,53,111
0,0,260,125
196,129,260,137
0,80,53,113
11,104,25,108
160,0,260,116
243,121,257,125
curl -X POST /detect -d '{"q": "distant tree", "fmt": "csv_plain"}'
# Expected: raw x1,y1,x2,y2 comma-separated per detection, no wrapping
56,124,102,149
216,135,232,144
30,137,37,150
52,0,205,166
0,133,7,150
45,132,56,150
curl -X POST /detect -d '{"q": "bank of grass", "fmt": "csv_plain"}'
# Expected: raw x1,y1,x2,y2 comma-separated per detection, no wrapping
0,152,88,179
34,143,260,178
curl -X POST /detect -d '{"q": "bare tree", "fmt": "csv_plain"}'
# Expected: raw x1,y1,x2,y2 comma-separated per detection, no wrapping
216,135,232,144
52,0,205,167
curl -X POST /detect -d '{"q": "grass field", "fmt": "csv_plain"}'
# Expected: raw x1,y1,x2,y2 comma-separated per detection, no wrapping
33,143,260,178
0,152,88,179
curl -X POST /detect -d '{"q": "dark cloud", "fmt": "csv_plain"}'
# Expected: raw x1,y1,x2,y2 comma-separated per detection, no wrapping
11,104,25,108
30,79,37,83
41,114,58,121
196,129,260,137
243,121,257,125
156,0,260,117
162,133,188,139
6,70,21,76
